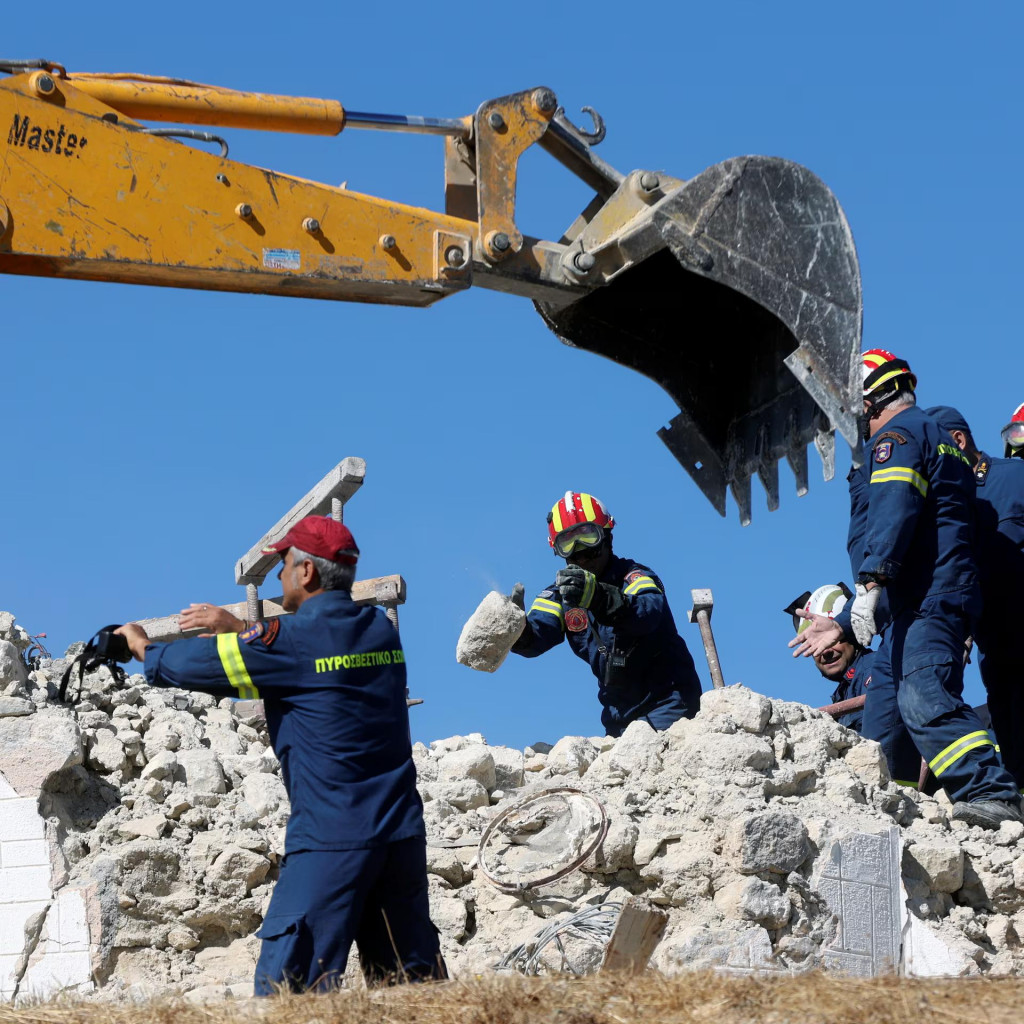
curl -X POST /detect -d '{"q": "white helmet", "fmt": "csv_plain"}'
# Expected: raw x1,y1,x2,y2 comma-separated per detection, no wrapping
786,583,851,635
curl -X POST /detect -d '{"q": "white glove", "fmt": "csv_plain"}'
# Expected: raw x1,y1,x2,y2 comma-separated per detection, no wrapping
850,583,882,647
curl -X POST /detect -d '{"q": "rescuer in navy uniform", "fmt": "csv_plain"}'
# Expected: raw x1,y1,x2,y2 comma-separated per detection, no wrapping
845,415,924,789
116,516,446,992
791,351,1022,829
784,583,871,734
510,491,702,737
928,405,1024,791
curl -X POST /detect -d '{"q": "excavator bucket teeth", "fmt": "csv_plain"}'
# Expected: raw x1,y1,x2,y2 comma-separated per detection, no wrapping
537,156,861,523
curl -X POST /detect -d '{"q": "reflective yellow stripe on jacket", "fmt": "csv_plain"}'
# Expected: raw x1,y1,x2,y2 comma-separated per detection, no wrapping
530,597,564,626
623,575,660,597
869,466,929,497
929,730,993,777
216,633,261,700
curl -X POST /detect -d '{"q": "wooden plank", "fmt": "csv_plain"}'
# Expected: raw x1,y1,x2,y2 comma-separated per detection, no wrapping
235,456,366,585
600,896,668,972
136,573,406,643
818,694,866,718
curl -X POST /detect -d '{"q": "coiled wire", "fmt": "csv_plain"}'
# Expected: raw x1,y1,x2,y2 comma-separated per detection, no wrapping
496,902,622,976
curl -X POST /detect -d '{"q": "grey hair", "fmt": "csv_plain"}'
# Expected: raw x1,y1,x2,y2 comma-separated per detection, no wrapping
888,391,917,411
289,546,356,592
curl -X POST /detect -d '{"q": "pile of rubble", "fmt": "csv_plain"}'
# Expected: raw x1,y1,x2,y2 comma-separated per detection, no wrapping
1,610,1024,1002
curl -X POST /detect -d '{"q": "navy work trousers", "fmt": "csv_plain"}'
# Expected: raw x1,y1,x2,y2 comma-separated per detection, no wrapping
978,648,1024,792
603,688,696,738
253,836,446,994
860,632,923,787
890,590,1018,804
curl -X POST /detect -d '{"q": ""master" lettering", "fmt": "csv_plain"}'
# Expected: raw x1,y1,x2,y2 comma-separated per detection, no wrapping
7,115,89,158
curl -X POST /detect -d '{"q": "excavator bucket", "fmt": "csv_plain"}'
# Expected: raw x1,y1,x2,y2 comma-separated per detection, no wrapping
537,156,861,524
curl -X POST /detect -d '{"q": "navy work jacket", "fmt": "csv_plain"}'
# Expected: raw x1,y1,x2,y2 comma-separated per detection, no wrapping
512,555,700,722
972,452,1024,635
830,648,873,733
839,405,978,627
143,590,424,853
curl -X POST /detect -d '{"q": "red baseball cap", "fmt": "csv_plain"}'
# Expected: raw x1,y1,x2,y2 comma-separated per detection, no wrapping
262,516,360,565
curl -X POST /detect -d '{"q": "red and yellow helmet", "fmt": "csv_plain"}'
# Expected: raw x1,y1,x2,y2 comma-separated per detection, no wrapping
547,492,615,553
1002,402,1024,458
862,348,917,399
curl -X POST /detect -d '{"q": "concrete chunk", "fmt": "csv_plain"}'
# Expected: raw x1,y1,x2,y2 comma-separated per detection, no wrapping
456,591,525,672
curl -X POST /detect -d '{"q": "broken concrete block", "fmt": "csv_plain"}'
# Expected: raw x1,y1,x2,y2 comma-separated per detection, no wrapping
546,736,598,778
438,746,496,791
118,815,168,841
175,750,226,795
0,711,82,794
0,641,28,689
421,780,489,812
844,740,892,788
726,812,809,875
240,773,287,818
87,732,127,775
455,590,525,672
904,840,965,893
489,746,526,790
700,685,771,734
207,846,270,893
0,696,33,717
738,878,792,928
426,846,467,886
686,732,775,773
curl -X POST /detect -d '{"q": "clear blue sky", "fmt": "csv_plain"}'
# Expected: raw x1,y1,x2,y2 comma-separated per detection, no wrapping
3,4,1021,748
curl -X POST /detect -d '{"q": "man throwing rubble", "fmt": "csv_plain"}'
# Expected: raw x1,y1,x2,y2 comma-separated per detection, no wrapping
790,351,1022,829
115,516,446,992
510,491,702,737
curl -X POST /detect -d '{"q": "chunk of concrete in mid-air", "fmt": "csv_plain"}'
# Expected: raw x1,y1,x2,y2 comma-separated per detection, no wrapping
456,590,526,672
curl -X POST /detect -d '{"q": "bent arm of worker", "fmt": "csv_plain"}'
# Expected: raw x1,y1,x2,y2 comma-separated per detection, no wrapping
857,434,927,580
140,623,295,700
511,588,566,658
588,573,666,636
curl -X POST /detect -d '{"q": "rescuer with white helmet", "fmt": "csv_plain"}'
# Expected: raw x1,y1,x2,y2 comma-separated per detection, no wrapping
785,584,868,732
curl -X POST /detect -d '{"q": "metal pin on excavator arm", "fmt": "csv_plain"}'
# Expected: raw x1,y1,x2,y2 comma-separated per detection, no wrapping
0,62,860,521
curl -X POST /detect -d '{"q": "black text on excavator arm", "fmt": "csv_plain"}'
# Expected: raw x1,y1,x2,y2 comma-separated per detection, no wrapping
0,59,862,523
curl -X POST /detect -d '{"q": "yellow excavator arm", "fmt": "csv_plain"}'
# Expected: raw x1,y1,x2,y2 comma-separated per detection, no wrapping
0,59,862,523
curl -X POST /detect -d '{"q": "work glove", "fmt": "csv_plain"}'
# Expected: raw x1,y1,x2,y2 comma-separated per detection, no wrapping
556,566,596,609
509,583,525,610
555,568,627,624
850,583,882,647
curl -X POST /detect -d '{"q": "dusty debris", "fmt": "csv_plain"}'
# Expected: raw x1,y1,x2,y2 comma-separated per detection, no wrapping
2,611,1024,1000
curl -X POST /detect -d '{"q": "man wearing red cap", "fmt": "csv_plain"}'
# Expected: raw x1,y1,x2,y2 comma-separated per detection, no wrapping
116,516,446,993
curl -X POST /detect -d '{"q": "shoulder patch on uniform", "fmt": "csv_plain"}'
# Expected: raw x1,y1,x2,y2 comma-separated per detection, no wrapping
876,430,907,445
874,441,894,464
239,621,264,644
565,607,589,632
625,570,646,584
260,619,280,648
539,589,555,599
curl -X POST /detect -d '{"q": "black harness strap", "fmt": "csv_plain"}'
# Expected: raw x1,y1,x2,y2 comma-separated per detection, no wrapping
58,625,131,705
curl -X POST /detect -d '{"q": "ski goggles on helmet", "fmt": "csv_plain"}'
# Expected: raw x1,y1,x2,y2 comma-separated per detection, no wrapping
552,521,605,558
1001,421,1024,453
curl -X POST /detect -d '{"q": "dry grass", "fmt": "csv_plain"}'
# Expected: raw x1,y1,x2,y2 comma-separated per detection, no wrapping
3,971,1024,1024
